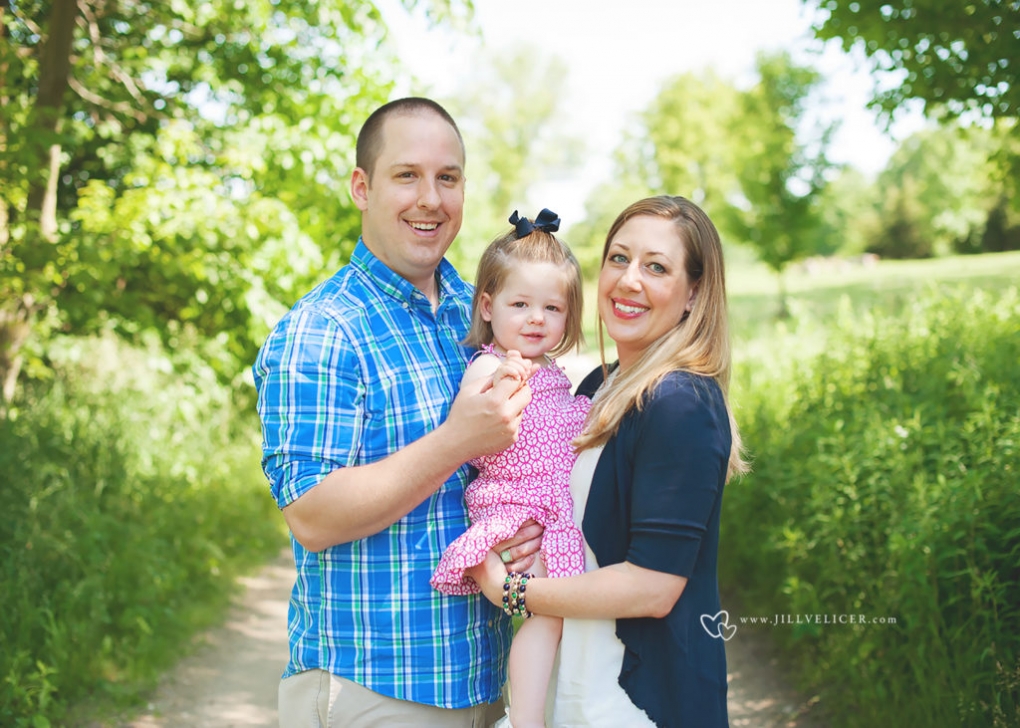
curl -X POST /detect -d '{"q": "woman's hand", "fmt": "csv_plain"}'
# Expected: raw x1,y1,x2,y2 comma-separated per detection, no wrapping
493,519,543,572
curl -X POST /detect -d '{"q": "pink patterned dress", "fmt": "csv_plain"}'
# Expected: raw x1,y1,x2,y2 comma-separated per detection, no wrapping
431,347,591,595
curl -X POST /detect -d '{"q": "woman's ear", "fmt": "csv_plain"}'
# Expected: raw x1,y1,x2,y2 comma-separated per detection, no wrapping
684,284,699,313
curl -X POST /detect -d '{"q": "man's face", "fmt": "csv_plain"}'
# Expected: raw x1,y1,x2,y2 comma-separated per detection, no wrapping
351,111,465,292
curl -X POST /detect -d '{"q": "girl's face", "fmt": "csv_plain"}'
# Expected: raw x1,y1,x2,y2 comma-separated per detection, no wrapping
480,261,571,364
598,214,697,370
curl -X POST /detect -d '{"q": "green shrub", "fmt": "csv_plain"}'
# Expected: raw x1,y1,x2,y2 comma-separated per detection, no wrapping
0,336,285,726
723,287,1020,727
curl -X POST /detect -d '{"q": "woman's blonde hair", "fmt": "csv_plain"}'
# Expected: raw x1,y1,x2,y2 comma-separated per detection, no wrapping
575,195,748,481
462,226,584,359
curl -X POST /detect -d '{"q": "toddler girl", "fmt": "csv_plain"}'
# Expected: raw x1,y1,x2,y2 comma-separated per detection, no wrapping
431,209,590,728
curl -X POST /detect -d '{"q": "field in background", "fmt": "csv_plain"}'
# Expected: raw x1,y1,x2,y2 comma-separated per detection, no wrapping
579,250,1020,361
728,250,1020,342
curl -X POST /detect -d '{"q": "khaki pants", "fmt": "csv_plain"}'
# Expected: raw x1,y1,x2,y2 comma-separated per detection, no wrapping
278,669,505,728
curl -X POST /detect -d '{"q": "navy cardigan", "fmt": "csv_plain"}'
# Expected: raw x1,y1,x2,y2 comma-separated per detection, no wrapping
576,366,731,728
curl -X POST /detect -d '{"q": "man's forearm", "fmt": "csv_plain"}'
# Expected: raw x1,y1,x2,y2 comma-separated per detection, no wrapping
282,420,477,552
282,373,529,552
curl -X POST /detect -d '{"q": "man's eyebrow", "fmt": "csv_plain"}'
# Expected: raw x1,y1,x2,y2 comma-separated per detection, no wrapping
388,162,464,174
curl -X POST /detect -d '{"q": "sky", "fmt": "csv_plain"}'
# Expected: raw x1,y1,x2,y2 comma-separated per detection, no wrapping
376,0,927,222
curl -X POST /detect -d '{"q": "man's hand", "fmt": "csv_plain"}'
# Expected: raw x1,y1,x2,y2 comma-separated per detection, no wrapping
441,352,534,462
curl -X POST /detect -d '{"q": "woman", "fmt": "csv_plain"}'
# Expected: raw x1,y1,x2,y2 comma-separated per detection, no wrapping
468,195,747,728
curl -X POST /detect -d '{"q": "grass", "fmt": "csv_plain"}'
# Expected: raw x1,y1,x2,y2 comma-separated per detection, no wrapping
722,286,1020,726
0,335,288,727
727,250,1020,341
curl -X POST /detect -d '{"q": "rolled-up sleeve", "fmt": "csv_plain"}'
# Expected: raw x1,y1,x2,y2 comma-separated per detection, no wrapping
254,309,364,509
625,381,728,577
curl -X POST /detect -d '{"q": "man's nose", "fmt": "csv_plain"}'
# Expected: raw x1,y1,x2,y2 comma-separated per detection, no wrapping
417,180,441,209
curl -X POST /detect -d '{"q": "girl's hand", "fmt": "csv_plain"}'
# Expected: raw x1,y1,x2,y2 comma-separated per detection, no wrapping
484,350,535,393
466,548,508,607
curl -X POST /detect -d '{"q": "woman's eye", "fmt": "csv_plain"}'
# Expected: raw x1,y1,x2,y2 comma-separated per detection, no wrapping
649,263,666,274
609,253,628,264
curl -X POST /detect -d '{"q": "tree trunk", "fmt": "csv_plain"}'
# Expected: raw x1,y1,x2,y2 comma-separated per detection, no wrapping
0,297,34,408
25,0,78,237
1,0,10,250
775,269,790,319
0,0,79,407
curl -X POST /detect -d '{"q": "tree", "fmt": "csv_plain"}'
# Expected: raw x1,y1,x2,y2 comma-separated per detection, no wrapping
816,167,882,257
725,52,836,316
869,123,1002,257
807,0,1020,120
588,53,835,317
641,70,742,213
441,46,582,272
0,0,469,405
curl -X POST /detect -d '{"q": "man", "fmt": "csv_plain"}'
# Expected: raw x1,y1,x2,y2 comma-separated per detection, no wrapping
253,98,538,727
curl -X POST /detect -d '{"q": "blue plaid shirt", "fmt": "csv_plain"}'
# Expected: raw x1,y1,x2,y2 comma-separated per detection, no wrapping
253,240,511,708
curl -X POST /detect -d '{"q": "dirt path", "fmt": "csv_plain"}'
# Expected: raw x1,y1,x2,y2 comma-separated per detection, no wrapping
124,548,826,728
124,353,828,727
124,549,293,728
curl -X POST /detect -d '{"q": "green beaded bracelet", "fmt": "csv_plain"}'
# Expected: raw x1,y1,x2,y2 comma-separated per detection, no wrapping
502,572,535,618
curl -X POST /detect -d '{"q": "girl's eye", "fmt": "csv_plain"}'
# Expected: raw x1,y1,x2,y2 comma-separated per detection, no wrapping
511,301,527,308
546,305,561,312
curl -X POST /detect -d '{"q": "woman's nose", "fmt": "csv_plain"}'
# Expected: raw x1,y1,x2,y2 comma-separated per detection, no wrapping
619,262,642,290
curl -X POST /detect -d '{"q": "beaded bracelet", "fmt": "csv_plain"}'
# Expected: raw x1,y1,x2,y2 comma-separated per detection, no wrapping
502,572,535,619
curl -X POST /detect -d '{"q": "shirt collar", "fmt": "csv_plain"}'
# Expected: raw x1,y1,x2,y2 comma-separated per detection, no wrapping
351,238,471,312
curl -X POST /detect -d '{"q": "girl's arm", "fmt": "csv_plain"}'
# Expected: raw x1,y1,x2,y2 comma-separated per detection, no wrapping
463,349,543,570
462,349,534,390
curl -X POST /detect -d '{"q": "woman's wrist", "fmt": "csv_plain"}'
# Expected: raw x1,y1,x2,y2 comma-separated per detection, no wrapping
501,571,536,618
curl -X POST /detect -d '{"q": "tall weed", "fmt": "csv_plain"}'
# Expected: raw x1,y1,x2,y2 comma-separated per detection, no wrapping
724,287,1020,727
0,335,284,726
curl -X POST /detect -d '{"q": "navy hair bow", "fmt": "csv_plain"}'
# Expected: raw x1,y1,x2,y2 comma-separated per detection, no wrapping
509,208,560,237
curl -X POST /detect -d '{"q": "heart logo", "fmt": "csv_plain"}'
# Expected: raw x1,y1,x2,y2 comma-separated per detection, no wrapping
700,609,737,640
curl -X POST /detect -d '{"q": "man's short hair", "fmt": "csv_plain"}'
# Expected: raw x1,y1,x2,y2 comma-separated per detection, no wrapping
355,97,465,180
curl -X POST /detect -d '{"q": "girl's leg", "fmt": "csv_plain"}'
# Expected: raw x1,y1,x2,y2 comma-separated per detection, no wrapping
507,559,559,728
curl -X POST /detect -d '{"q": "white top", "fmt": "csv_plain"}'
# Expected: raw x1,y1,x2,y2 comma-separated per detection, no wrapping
547,446,656,727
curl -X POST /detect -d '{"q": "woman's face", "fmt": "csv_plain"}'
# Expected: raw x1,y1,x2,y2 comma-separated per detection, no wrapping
598,214,697,370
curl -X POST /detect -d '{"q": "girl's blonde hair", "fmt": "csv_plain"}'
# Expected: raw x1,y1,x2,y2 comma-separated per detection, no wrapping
463,226,584,359
575,195,748,481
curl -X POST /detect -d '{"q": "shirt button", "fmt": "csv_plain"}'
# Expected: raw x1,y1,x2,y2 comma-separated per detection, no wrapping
487,620,494,627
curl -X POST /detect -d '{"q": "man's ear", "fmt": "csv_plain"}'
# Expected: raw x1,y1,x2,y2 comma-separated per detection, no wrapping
479,293,494,322
351,167,370,211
